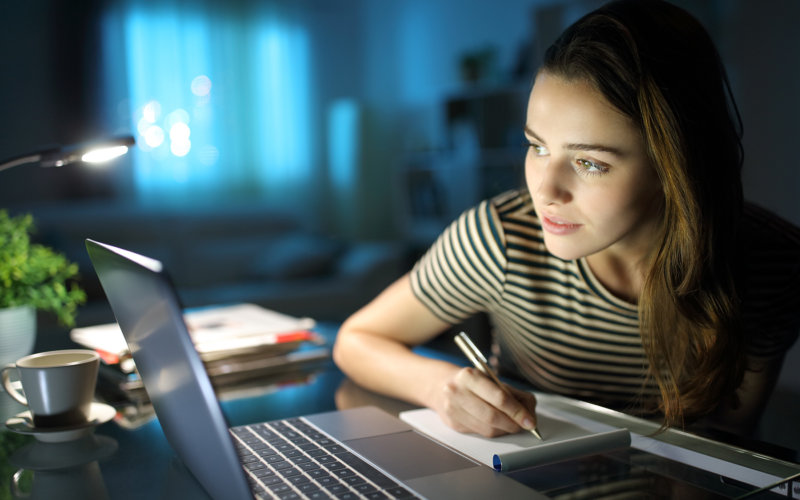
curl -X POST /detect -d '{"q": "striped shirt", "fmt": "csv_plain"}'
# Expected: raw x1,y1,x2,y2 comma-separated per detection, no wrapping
410,189,800,411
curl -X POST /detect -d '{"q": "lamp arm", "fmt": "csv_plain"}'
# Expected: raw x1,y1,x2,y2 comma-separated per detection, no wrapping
0,154,43,173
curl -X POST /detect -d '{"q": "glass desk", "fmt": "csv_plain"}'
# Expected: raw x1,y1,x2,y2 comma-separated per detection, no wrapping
2,329,799,499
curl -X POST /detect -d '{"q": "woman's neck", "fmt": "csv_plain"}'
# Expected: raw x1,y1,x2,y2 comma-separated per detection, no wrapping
585,251,647,304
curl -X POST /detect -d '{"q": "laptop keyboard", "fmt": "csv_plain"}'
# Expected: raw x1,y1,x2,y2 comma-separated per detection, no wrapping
232,417,421,500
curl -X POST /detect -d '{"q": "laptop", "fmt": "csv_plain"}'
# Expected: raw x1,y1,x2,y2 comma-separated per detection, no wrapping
85,239,541,500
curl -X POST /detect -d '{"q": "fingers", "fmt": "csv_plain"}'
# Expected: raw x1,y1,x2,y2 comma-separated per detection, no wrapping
507,385,539,430
437,367,537,438
477,374,538,433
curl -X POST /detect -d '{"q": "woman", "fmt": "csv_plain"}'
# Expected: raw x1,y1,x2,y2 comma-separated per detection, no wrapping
333,0,800,438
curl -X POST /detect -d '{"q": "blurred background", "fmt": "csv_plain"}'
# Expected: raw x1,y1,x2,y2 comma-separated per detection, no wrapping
1,0,799,446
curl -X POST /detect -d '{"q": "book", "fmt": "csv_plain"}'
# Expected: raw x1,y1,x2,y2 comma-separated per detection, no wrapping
399,407,630,472
70,303,320,367
71,303,329,399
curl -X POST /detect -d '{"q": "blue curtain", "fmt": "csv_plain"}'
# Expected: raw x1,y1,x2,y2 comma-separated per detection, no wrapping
105,1,313,206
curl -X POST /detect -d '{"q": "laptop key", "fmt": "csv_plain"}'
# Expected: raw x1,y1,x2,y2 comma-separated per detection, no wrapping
326,484,349,496
253,426,277,439
316,476,340,488
257,475,284,486
332,468,356,479
365,493,389,500
307,469,331,479
244,461,267,470
268,482,293,494
287,475,310,486
298,481,320,492
283,449,303,458
322,461,346,471
258,448,278,458
340,475,366,486
279,469,302,479
275,443,295,453
354,483,378,494
384,486,417,499
307,491,333,499
299,442,321,452
252,468,277,479
298,461,322,472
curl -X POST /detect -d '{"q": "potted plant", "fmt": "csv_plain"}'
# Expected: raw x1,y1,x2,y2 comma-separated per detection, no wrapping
0,210,86,364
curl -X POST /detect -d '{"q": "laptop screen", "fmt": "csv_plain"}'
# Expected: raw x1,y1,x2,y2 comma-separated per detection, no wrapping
86,238,253,500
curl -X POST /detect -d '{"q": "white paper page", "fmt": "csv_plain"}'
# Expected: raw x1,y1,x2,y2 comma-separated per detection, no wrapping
185,303,315,344
70,303,315,357
400,407,630,471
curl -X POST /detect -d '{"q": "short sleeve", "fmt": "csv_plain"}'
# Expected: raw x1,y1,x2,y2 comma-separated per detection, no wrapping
409,198,509,324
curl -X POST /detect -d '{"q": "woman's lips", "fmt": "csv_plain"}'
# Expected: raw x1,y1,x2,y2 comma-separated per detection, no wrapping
541,214,582,235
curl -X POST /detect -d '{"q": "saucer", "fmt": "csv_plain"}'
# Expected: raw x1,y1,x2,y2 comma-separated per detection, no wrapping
4,402,116,443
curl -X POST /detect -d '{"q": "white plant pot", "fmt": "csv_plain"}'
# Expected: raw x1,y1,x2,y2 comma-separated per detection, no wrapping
0,305,36,419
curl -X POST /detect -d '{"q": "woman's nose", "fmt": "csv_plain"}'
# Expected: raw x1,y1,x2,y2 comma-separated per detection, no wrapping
529,158,572,205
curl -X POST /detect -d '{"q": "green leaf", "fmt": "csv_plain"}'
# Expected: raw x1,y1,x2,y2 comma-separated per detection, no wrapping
0,210,86,327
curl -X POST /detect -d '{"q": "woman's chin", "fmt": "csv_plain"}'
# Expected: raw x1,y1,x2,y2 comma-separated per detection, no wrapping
542,238,587,261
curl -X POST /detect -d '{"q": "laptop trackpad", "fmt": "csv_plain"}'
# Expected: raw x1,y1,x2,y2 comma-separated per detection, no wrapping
344,430,477,480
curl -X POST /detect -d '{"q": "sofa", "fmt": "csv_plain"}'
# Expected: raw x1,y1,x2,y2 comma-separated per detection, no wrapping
23,201,410,329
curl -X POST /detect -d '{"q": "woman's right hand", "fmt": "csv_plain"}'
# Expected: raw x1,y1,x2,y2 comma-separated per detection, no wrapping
334,274,537,438
431,366,539,438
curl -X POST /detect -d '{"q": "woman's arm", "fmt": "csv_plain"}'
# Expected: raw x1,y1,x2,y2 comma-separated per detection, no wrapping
332,273,538,437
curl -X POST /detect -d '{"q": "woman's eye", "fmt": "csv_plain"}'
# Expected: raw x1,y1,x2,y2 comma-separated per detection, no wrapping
528,143,548,156
575,158,608,175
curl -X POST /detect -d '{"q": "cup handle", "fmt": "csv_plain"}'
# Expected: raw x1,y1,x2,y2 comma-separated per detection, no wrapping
1,364,27,405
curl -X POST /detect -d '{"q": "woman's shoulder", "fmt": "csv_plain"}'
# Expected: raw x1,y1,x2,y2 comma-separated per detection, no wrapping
486,188,539,225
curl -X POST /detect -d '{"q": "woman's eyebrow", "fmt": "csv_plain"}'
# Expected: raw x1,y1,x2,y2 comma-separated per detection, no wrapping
565,142,624,156
523,125,542,141
524,125,625,156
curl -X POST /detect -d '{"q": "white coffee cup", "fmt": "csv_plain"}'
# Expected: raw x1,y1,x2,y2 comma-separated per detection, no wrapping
1,349,100,428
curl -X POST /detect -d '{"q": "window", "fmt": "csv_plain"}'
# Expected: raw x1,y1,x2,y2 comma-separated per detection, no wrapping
103,1,313,206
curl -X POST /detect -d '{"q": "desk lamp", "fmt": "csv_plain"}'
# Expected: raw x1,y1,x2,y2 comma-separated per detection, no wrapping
0,135,135,172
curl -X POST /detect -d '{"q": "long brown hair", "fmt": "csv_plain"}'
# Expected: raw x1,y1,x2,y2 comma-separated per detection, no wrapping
542,0,745,427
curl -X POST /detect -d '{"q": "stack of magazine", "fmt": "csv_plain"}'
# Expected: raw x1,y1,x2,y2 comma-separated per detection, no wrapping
70,303,330,406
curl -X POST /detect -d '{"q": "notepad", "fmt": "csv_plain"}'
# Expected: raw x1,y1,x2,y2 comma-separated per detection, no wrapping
399,407,631,471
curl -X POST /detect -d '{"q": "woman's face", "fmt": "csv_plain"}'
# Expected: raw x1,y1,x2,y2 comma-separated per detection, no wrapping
525,72,663,263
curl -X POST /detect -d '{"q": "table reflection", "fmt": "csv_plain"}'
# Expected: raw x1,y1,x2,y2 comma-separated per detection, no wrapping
7,433,117,500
